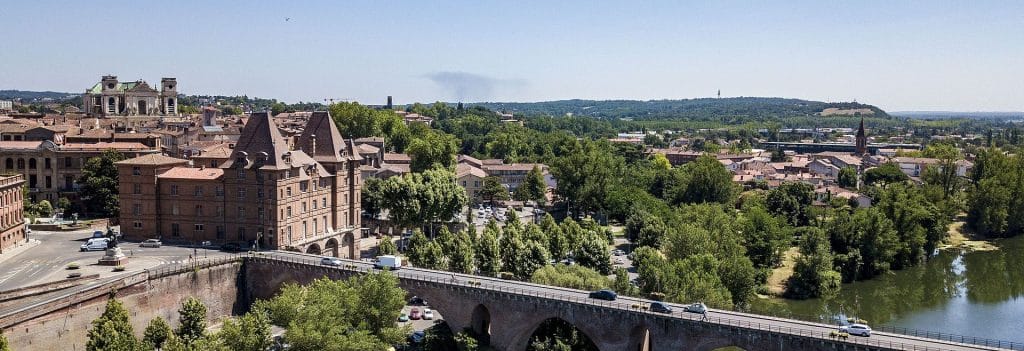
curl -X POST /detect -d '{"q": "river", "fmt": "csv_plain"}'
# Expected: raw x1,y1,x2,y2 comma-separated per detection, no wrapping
751,235,1024,343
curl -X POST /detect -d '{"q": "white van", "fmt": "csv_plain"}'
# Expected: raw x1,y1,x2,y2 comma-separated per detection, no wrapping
80,238,109,252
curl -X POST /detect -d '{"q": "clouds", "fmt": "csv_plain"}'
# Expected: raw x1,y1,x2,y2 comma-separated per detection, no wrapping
424,71,527,102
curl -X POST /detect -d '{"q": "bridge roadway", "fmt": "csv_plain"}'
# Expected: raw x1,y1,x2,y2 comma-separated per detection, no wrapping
260,251,1012,351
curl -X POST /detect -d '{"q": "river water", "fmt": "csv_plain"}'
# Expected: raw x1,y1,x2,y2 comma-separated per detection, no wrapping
751,235,1024,343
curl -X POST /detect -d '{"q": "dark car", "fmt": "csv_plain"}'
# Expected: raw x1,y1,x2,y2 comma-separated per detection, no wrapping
408,330,425,344
650,302,673,314
220,243,243,252
588,289,617,301
409,296,426,306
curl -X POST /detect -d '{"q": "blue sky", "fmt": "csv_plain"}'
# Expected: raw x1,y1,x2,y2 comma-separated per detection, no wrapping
1,1,1022,111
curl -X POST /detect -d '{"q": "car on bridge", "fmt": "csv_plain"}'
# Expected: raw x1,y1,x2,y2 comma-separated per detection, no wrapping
320,257,343,266
683,302,707,314
650,302,673,314
588,289,617,301
840,323,872,337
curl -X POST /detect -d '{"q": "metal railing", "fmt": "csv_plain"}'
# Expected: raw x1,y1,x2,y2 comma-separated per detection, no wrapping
249,253,1012,351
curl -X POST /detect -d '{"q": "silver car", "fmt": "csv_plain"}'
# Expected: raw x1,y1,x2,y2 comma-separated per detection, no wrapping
840,323,872,337
140,239,162,248
320,257,343,266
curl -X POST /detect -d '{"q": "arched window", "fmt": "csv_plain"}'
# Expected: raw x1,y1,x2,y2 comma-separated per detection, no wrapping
4,158,12,169
16,159,25,169
28,158,37,169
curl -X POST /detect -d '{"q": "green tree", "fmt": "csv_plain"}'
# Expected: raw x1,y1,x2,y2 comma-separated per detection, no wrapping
966,150,1024,237
448,231,476,274
143,317,173,349
550,140,624,216
474,224,502,277
176,297,208,345
786,227,841,299
78,149,127,217
765,181,815,227
377,168,467,234
514,165,547,205
35,200,53,216
407,131,459,172
530,264,610,290
407,230,446,270
863,163,909,186
479,176,509,204
540,214,568,260
838,166,858,188
611,267,639,297
573,229,612,275
361,178,386,219
738,205,788,269
57,196,73,212
0,331,8,351
377,237,397,256
218,306,272,351
87,297,140,351
676,154,735,205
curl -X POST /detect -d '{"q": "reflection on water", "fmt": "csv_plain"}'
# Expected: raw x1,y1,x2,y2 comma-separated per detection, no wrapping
751,236,1024,342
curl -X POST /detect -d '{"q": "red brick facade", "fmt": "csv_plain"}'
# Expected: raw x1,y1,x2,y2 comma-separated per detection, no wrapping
0,174,26,253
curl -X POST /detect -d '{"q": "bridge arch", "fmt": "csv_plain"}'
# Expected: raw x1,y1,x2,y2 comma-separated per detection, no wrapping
629,324,652,351
305,243,321,255
691,336,752,351
341,232,356,259
525,317,598,351
324,238,339,257
470,304,492,344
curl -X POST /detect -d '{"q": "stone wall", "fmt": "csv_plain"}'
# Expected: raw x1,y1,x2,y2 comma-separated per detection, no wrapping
2,261,243,350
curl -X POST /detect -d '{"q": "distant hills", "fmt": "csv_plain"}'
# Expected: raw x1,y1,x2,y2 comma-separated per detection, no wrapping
890,111,1024,120
0,90,77,101
471,97,889,120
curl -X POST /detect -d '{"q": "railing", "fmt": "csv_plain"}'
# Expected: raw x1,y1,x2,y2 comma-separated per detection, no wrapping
249,253,1011,351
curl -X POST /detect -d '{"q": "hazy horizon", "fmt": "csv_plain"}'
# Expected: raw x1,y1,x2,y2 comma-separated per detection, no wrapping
1,1,1022,112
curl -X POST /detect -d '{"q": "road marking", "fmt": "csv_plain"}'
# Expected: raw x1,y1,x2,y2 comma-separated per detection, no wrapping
0,261,34,286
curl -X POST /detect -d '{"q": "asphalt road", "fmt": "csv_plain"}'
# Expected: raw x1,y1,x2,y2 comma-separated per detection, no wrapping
0,227,231,291
261,251,1010,351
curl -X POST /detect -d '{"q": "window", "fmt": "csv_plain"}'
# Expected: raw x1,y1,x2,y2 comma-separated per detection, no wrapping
302,221,307,236
287,206,292,217
237,168,246,180
195,205,203,216
132,166,141,175
302,202,307,213
300,181,308,192
313,219,318,234
258,207,265,220
44,158,51,169
133,184,141,194
210,160,217,168
238,187,246,199
64,157,72,167
238,227,246,240
171,223,180,237
312,199,317,210
323,216,328,231
322,198,327,208
216,206,223,217
257,188,264,198
238,207,245,219
170,185,178,195
194,224,204,232
462,181,467,186
216,226,225,239
133,222,142,229
194,186,203,196
215,186,224,197
286,187,292,197
132,204,141,216
172,204,179,215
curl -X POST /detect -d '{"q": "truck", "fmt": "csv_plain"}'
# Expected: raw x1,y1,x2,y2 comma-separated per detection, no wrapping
374,255,402,270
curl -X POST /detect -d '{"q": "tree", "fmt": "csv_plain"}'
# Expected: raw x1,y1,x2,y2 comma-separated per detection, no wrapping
573,229,612,275
676,155,735,205
79,149,127,217
515,166,547,205
361,178,385,219
143,317,173,349
57,196,73,212
967,150,1024,237
176,297,208,345
474,224,502,277
738,205,788,269
550,140,624,216
377,168,467,234
407,131,459,172
863,163,909,186
651,153,672,170
530,264,610,290
377,237,397,256
87,297,140,351
786,227,841,299
540,214,568,260
765,181,815,227
838,166,858,189
480,176,509,204
448,231,476,274
218,306,272,351
0,331,8,351
407,230,446,270
611,267,639,297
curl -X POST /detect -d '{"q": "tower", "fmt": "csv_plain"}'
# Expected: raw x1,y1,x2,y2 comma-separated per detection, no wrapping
855,116,867,155
160,78,178,115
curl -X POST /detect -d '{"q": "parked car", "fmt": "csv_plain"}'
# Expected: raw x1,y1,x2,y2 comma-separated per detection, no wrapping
408,331,426,344
398,313,410,322
321,257,343,266
140,239,162,248
423,308,434,320
220,243,244,252
408,296,426,305
612,249,625,256
588,289,617,301
80,238,109,252
683,303,707,314
839,323,872,337
409,308,422,320
613,257,625,265
650,302,673,314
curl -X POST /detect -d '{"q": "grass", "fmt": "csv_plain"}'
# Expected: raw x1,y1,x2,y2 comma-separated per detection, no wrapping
942,220,998,252
764,247,800,296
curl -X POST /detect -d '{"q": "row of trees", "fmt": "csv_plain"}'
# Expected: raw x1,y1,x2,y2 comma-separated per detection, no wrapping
966,148,1024,237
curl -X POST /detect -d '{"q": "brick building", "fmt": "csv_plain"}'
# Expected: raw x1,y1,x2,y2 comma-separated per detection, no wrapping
0,174,26,254
117,112,363,257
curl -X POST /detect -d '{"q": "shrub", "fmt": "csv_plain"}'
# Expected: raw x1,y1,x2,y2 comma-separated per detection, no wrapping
113,265,126,272
67,263,80,270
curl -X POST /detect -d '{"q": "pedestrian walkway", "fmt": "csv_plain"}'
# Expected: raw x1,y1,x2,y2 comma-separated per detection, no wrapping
0,239,40,265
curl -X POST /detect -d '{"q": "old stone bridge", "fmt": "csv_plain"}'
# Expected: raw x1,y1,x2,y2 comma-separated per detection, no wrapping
0,253,1012,351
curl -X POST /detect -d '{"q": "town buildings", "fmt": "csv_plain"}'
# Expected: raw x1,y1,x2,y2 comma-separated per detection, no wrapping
83,76,179,117
0,174,26,254
117,112,363,257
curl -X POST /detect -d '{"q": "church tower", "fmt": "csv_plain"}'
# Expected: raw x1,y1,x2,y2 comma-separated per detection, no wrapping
855,116,868,155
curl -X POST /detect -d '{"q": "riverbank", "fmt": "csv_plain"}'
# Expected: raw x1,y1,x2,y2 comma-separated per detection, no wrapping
941,221,998,252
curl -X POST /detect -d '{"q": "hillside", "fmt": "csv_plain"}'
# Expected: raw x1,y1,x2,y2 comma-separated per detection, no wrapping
0,90,78,101
472,97,889,120
890,111,1024,120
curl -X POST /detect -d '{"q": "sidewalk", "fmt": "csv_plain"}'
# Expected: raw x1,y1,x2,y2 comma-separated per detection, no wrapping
0,239,40,265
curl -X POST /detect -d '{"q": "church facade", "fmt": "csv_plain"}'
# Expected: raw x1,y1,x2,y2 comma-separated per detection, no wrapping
83,75,179,117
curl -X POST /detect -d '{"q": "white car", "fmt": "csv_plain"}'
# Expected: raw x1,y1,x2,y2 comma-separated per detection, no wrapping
320,257,343,266
683,302,707,314
840,323,872,337
423,308,434,320
140,239,162,248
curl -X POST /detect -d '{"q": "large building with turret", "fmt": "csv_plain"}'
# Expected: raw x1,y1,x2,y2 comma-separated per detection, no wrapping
83,75,179,117
116,111,364,257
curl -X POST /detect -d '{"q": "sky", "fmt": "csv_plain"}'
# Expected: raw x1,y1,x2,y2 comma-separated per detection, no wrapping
1,1,1022,111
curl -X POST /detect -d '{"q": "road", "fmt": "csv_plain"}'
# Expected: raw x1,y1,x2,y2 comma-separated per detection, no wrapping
0,227,231,291
261,250,1013,351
